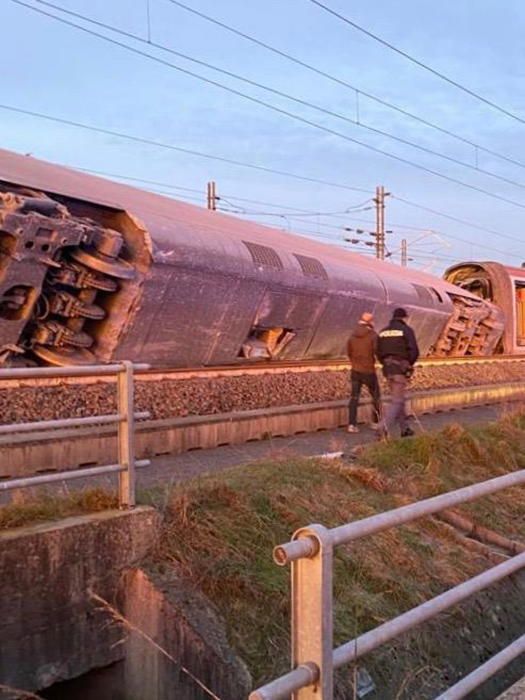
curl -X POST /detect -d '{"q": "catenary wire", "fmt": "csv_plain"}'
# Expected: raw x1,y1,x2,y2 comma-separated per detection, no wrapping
46,151,523,258
76,166,373,217
92,169,518,256
392,195,513,239
211,200,515,259
307,0,525,126
0,103,373,194
165,0,525,171
10,0,525,223
81,166,513,240
137,183,515,260
4,5,520,256
23,0,525,192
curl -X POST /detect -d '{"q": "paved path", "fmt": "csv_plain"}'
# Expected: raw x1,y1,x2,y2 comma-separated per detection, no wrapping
137,403,505,490
5,403,508,499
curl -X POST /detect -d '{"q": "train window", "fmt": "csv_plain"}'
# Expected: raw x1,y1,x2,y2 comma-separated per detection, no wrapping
242,241,284,270
293,254,328,280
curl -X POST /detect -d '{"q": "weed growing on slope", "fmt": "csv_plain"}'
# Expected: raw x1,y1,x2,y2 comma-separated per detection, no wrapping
155,411,525,697
0,488,118,530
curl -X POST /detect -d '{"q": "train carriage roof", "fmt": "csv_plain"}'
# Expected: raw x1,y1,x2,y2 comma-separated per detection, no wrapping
0,147,476,298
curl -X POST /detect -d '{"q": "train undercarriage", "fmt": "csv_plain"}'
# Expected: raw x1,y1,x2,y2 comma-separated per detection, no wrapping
0,187,142,366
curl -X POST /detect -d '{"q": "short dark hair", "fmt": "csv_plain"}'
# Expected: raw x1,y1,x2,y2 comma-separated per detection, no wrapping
393,307,408,319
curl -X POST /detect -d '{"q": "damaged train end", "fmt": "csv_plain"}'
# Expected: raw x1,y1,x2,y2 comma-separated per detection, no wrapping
445,261,525,355
0,184,149,366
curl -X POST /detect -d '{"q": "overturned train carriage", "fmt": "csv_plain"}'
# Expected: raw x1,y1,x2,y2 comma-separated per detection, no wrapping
445,261,525,355
0,148,505,366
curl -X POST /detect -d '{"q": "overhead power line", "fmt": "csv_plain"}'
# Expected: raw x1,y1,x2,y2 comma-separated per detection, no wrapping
106,173,512,258
24,1,525,192
73,167,373,217
308,0,525,126
59,161,525,258
73,165,520,254
165,0,525,171
10,0,525,221
31,153,524,259
393,196,511,238
0,103,375,195
4,4,521,258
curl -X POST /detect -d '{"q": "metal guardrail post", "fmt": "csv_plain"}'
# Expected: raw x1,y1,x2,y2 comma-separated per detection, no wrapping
253,468,525,699
290,524,333,699
117,360,136,508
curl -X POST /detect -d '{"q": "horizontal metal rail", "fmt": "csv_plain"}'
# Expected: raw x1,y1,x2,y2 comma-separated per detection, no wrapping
251,553,525,700
0,362,149,508
0,461,150,491
0,411,150,435
434,633,525,700
274,468,525,565
252,468,525,700
0,362,149,379
334,550,525,667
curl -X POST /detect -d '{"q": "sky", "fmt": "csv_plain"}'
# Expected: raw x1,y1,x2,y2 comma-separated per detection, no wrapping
2,0,525,272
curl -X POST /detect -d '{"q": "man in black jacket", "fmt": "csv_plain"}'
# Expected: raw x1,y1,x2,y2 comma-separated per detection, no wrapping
376,307,419,438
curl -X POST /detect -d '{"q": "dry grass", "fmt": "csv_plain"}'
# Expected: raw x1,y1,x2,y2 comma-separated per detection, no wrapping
3,412,524,696
0,488,118,530
152,410,525,697
357,408,525,540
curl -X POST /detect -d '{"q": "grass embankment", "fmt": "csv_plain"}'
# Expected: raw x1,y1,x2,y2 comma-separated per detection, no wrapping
0,489,118,530
2,413,524,695
153,411,525,697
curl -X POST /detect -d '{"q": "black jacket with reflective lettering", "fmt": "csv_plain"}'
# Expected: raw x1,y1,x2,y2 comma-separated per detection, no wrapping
377,318,420,366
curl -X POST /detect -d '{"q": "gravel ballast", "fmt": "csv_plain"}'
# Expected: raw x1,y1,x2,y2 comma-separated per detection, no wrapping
1,360,525,425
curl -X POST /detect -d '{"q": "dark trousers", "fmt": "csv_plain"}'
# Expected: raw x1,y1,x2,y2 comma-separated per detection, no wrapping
348,370,381,425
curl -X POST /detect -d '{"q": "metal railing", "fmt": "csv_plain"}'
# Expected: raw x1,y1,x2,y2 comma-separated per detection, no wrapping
250,469,525,700
0,361,150,508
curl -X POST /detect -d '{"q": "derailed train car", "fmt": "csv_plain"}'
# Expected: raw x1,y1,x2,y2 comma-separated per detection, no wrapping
445,261,525,356
0,147,505,367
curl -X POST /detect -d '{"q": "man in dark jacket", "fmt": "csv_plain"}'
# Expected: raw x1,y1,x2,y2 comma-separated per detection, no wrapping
346,312,381,433
376,307,419,438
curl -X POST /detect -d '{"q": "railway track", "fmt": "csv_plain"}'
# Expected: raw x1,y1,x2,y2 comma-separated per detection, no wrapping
1,355,525,483
0,354,522,388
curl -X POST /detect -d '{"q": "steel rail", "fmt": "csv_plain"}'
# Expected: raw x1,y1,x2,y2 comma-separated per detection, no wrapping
1,355,522,390
137,355,525,378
